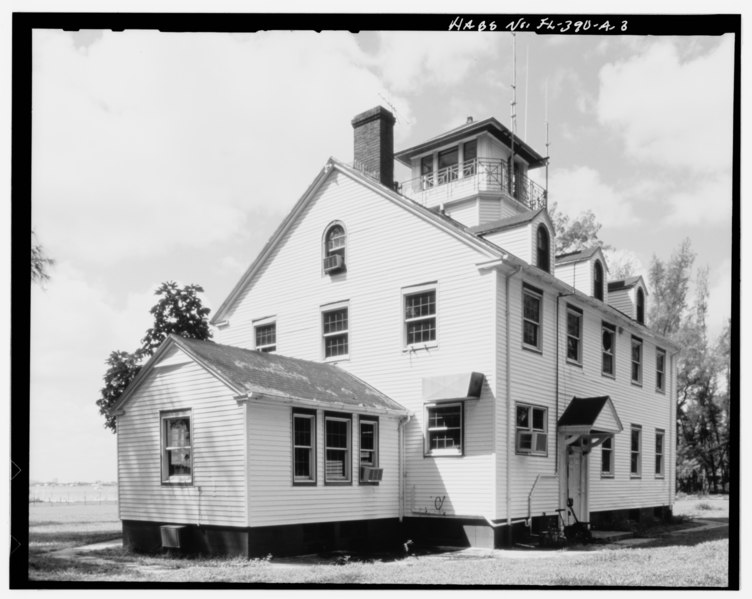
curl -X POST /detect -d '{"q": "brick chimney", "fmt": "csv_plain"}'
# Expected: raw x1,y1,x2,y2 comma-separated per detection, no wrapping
351,106,395,188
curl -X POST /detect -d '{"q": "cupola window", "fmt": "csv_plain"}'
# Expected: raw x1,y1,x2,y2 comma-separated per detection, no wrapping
594,260,604,301
636,287,645,324
536,225,550,273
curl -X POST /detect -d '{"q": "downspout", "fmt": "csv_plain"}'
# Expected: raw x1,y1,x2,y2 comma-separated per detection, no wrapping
555,291,575,474
504,265,522,532
398,413,413,523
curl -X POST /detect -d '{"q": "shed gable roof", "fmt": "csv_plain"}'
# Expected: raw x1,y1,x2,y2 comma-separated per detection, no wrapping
608,275,647,293
113,335,408,415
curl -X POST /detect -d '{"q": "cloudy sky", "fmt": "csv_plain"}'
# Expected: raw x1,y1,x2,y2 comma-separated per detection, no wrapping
26,19,736,482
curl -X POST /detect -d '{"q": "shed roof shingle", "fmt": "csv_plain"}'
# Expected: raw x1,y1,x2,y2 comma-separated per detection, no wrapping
174,336,407,413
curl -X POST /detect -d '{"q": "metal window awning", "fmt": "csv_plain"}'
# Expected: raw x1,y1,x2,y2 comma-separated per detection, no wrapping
557,396,623,436
422,372,485,403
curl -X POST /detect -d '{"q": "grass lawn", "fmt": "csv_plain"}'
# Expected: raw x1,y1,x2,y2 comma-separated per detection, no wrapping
26,496,730,586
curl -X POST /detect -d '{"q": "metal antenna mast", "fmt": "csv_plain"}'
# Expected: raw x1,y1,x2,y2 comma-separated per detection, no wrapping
509,33,517,197
545,78,550,202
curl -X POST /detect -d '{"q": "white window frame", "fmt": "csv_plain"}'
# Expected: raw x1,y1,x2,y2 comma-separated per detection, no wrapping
601,436,614,477
324,412,352,484
655,429,665,478
656,348,666,393
359,417,380,484
602,323,616,377
292,409,316,485
425,403,463,457
322,221,347,273
522,285,543,351
161,410,193,485
403,282,437,349
253,316,277,353
631,336,643,385
630,425,642,478
566,305,583,365
321,301,349,361
515,403,548,456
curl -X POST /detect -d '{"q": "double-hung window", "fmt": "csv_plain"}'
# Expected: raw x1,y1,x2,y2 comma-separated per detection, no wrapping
292,409,316,484
516,404,548,456
522,285,543,351
656,348,666,393
655,429,665,477
161,410,192,484
254,319,276,353
322,303,349,359
324,413,352,484
359,418,380,483
602,323,616,377
566,306,583,364
630,425,642,477
425,403,463,456
631,336,643,385
601,436,614,477
404,284,437,347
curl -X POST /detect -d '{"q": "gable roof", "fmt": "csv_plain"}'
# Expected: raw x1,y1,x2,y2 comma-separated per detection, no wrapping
113,335,408,416
394,117,547,169
470,208,545,235
210,157,676,352
210,158,503,324
555,245,603,266
608,275,647,293
557,396,623,434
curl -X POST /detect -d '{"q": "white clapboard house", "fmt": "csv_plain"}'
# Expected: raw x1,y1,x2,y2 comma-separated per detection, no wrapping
113,107,678,556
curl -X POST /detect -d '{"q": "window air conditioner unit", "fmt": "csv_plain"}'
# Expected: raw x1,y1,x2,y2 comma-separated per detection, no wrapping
360,466,383,483
323,254,345,274
517,431,547,454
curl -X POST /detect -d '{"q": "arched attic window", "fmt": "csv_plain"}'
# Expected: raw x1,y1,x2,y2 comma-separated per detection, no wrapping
323,222,346,274
636,287,645,324
593,260,604,301
536,225,550,273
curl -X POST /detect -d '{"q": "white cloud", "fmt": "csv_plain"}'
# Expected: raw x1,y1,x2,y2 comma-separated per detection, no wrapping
549,166,637,228
597,36,734,172
32,30,407,266
663,176,732,227
376,31,499,93
30,262,160,481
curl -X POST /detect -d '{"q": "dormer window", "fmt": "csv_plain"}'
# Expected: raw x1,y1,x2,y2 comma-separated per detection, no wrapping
323,222,346,274
636,287,645,324
536,225,550,273
594,260,604,301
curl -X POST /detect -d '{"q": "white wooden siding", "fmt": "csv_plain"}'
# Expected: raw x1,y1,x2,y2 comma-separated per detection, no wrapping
246,401,401,526
498,278,675,521
117,358,248,527
482,224,531,263
478,198,501,225
445,198,478,227
216,170,500,520
607,288,635,319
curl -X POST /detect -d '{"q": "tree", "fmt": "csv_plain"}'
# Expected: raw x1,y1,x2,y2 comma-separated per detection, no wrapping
549,202,605,255
140,282,213,356
96,282,213,432
31,229,55,285
647,240,730,494
96,351,142,432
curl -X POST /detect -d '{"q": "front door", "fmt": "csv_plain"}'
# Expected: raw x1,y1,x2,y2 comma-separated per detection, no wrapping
566,445,588,525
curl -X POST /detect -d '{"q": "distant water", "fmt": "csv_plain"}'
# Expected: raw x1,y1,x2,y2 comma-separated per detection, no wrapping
29,483,118,503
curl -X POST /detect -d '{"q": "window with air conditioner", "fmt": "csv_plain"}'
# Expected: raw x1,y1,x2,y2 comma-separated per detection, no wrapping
323,222,346,274
516,403,548,456
359,417,382,484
